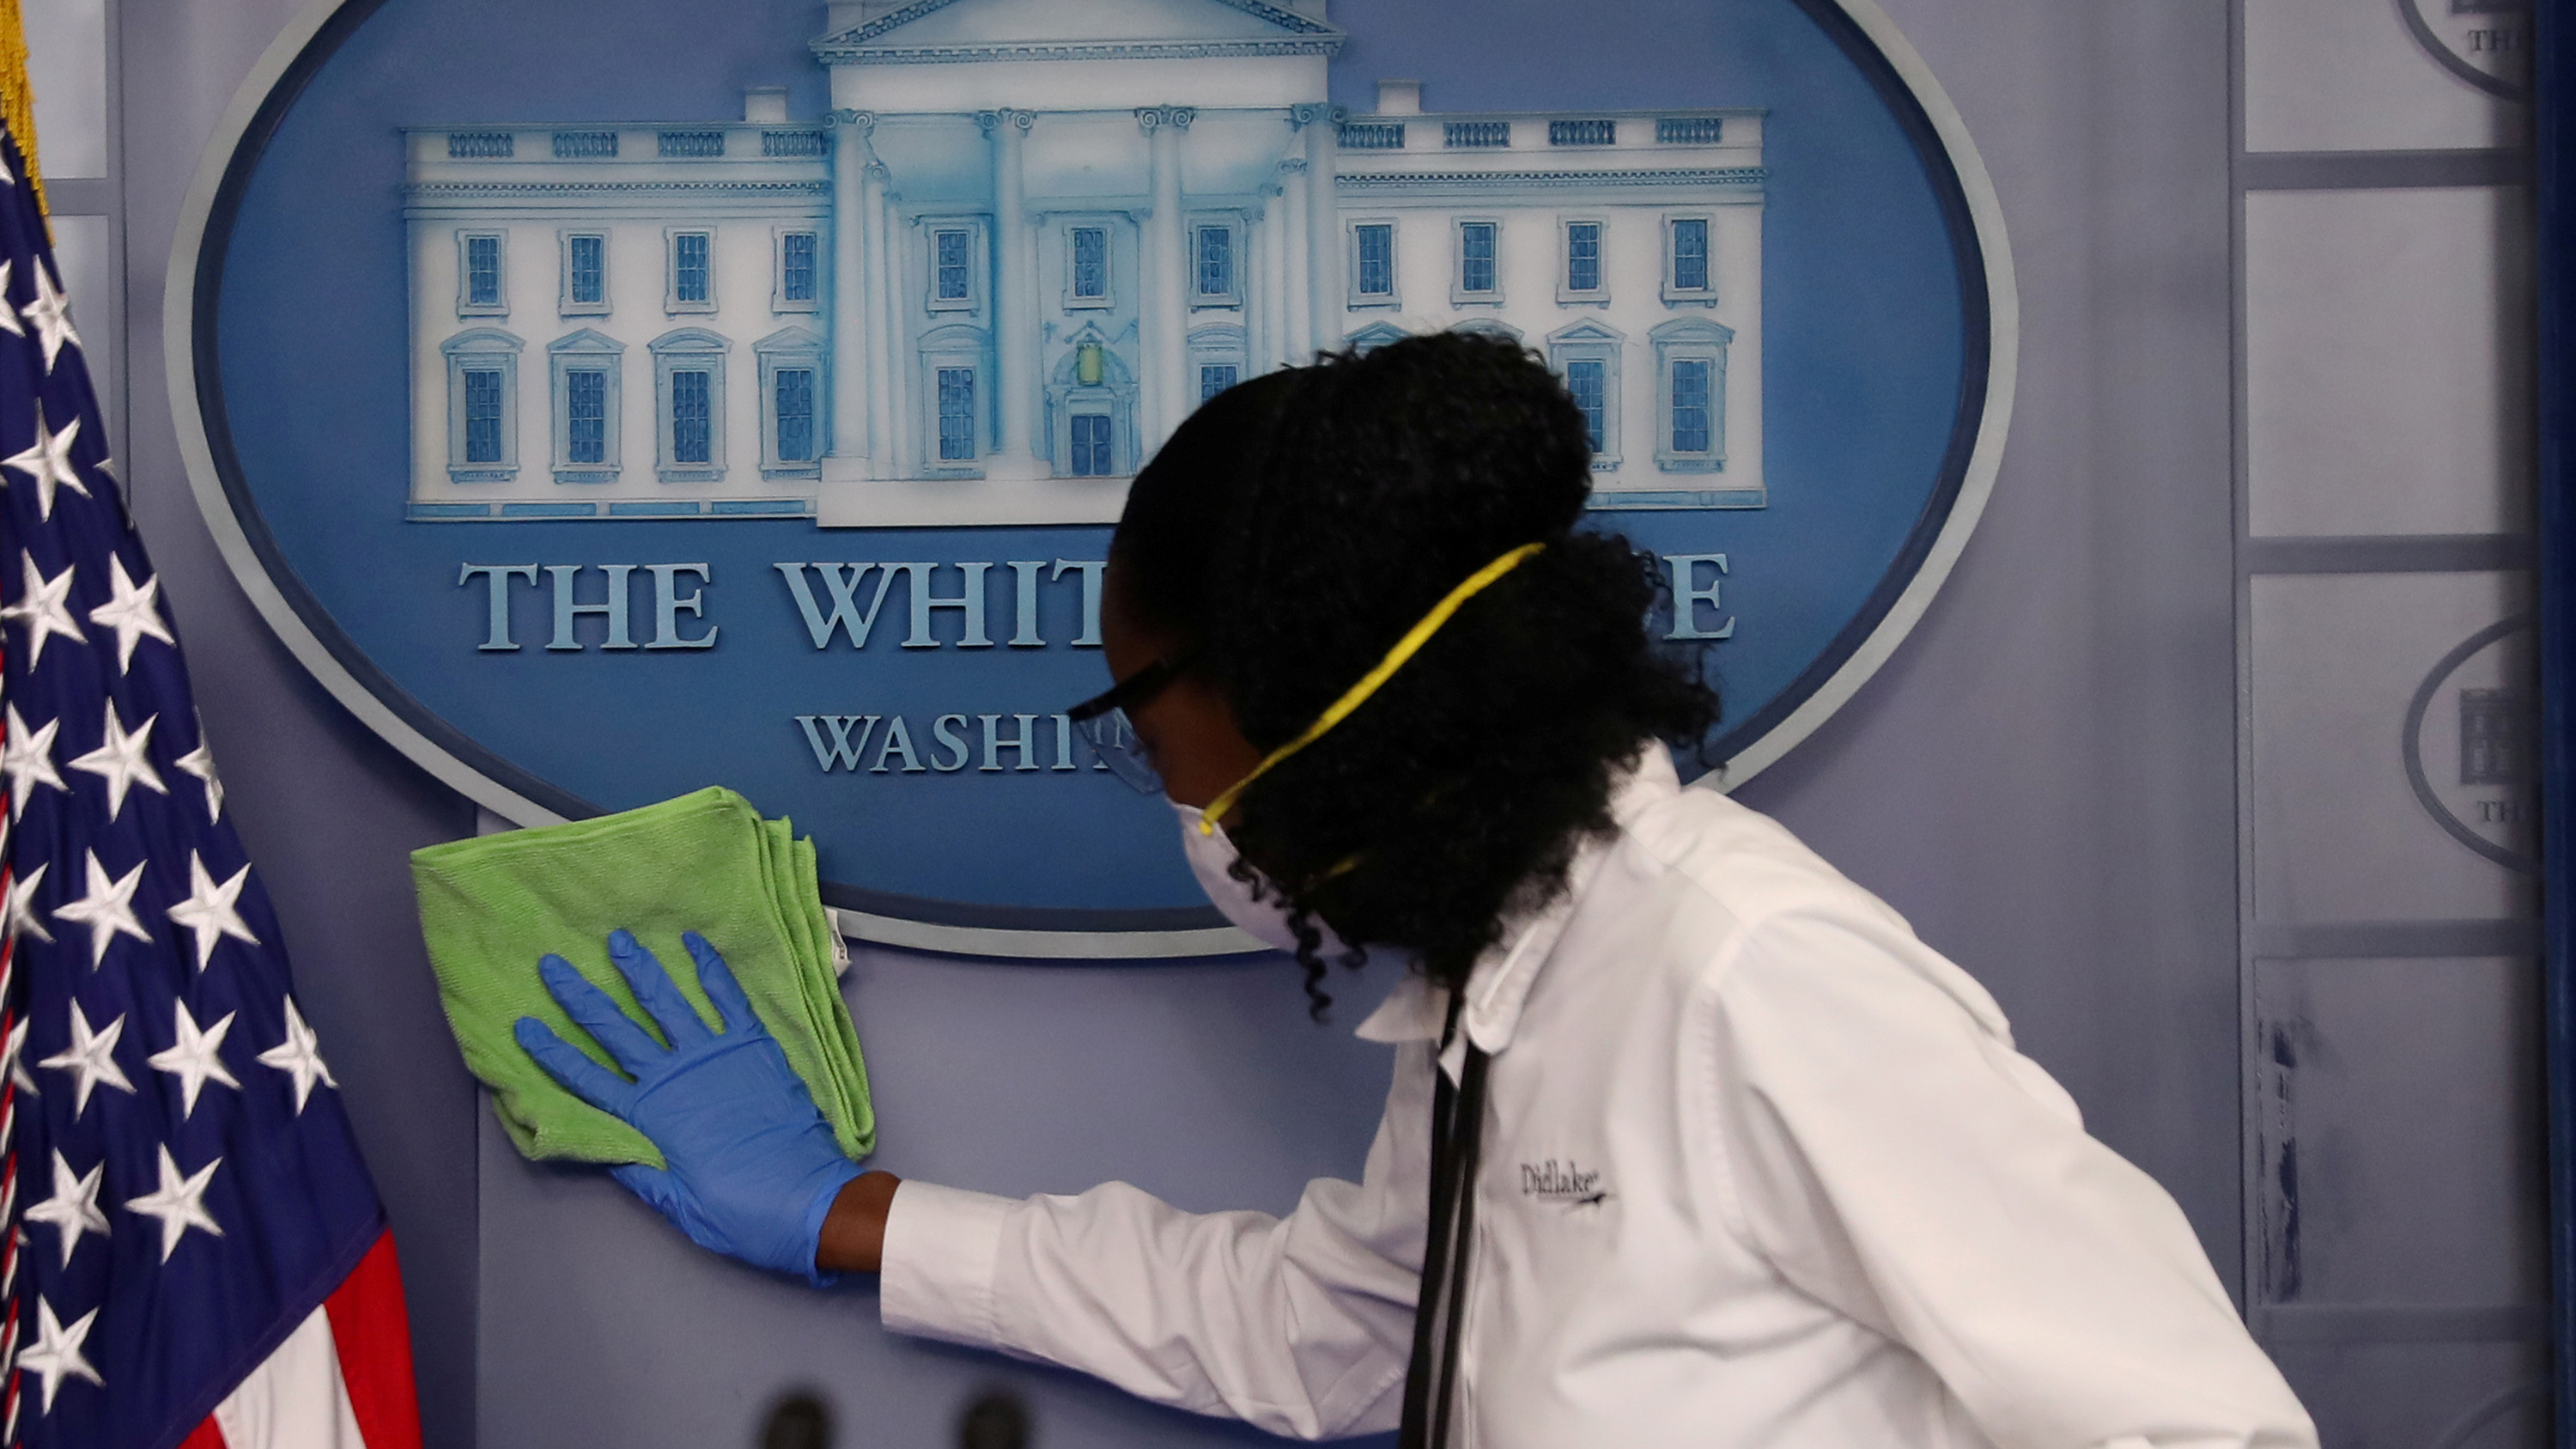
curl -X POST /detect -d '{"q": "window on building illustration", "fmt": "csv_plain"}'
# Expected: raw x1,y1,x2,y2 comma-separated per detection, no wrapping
1670,218,1710,293
1071,228,1109,301
649,328,726,480
1547,323,1622,471
1564,359,1606,454
457,234,508,317
1200,364,1238,403
566,234,605,309
1069,413,1114,477
756,326,823,476
773,368,817,464
781,232,817,306
463,369,506,463
935,230,972,304
550,331,623,480
1669,359,1711,455
446,328,523,480
1195,225,1234,301
1356,224,1394,298
1565,222,1603,295
566,369,608,465
672,232,712,306
467,236,503,309
1648,318,1728,472
1459,222,1497,297
937,367,976,460
671,369,713,464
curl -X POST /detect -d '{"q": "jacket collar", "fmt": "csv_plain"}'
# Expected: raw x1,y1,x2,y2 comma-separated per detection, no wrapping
1354,746,1681,1064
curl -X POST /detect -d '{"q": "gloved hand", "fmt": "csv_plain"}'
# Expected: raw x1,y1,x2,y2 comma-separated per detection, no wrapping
514,928,861,1286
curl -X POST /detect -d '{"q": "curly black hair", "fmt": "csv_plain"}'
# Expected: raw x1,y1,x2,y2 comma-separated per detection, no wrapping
1114,332,1721,1015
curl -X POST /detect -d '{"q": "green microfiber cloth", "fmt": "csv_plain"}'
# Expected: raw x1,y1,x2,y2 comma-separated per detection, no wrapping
410,787,873,1167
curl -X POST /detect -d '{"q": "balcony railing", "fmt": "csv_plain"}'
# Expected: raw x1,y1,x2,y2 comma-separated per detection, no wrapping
1338,121,1406,149
447,131,514,159
1656,117,1724,144
1443,120,1511,148
762,130,829,158
1547,119,1617,146
657,131,726,158
551,131,617,159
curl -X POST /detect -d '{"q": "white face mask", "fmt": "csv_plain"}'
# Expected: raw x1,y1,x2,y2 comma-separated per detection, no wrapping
1175,801,1314,954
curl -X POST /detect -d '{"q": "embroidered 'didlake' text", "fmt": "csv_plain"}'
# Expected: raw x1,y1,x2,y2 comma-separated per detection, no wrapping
1521,1160,1607,1205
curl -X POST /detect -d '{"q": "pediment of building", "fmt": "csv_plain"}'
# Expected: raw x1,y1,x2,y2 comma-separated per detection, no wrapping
814,0,1343,64
1342,320,1414,354
1649,315,1736,345
1548,319,1627,346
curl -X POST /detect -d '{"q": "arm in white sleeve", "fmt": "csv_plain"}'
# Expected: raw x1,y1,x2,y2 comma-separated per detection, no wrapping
1704,907,2317,1449
879,1043,1431,1440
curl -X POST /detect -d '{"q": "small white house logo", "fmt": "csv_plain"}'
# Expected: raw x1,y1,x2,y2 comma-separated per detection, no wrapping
2399,0,2530,99
2403,615,2537,874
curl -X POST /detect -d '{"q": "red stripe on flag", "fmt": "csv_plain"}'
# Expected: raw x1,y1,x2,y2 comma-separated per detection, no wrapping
174,1416,228,1449
321,1231,422,1449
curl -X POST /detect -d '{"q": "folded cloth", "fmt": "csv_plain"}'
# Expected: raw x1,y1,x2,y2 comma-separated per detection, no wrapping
411,787,872,1166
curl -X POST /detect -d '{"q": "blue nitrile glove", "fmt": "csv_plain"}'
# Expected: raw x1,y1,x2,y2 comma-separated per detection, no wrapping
513,928,860,1286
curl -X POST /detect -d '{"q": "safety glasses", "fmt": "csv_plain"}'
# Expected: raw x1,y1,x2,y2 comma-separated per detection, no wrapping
1066,652,1188,795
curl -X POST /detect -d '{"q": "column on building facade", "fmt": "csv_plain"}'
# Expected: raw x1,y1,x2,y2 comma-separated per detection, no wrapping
1279,156,1310,365
986,108,1039,474
1139,106,1193,449
1298,107,1340,356
1244,202,1268,377
878,178,914,475
860,160,896,478
827,111,872,470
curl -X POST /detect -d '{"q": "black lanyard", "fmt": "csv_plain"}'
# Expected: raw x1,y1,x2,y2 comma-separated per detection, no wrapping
1399,995,1493,1449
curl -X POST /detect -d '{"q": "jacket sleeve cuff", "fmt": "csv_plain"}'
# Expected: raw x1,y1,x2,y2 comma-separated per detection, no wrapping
879,1179,1015,1349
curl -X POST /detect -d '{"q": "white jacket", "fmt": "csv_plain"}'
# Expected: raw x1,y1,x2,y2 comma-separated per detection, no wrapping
879,747,2317,1447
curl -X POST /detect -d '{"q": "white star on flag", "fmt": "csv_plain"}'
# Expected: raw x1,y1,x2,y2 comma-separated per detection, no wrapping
3,404,84,521
148,1001,241,1118
125,1143,225,1263
17,1298,103,1412
258,996,337,1114
87,554,172,672
175,723,224,822
2,551,82,668
24,1149,109,1266
37,1000,133,1117
4,858,51,945
69,702,166,821
3,703,64,818
4,1012,39,1093
24,256,80,373
51,848,149,966
0,259,26,339
167,852,258,970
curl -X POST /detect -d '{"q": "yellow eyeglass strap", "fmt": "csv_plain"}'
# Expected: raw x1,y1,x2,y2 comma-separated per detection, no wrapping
1200,541,1546,832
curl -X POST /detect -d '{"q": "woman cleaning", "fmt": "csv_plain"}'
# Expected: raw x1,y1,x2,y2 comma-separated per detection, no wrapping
515,332,2314,1446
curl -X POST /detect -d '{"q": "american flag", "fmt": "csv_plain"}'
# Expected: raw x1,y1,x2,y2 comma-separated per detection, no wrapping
0,119,423,1449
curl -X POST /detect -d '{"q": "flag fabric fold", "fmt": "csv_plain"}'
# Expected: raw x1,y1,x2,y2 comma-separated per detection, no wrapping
0,107,423,1449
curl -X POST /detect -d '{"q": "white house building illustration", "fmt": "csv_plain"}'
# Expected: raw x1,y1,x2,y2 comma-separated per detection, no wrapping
402,0,1767,526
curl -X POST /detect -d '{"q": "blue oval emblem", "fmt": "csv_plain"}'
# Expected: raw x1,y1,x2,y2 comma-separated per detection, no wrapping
171,0,2015,954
